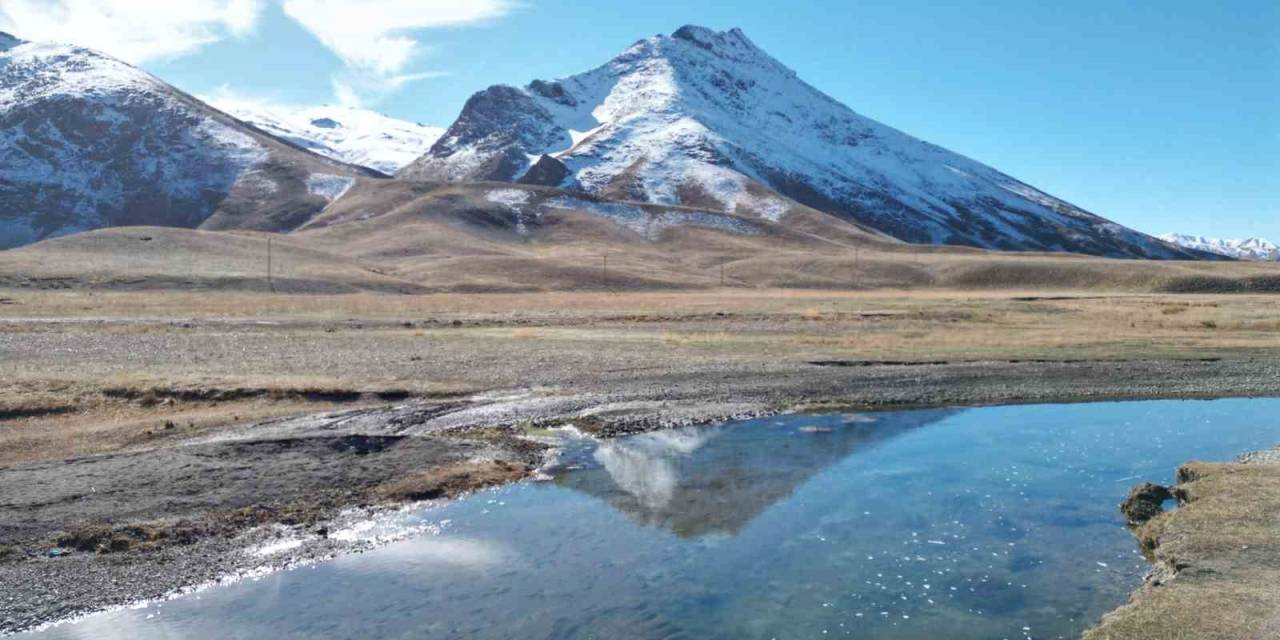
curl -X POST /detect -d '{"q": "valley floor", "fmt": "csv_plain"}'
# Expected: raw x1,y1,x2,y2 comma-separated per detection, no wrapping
2,287,1280,634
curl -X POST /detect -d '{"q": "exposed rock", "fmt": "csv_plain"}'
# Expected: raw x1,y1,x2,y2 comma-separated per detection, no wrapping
399,86,564,183
1121,481,1174,526
517,155,570,187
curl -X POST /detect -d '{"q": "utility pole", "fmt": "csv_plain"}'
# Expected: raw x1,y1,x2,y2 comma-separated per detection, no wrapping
602,254,608,284
267,236,275,293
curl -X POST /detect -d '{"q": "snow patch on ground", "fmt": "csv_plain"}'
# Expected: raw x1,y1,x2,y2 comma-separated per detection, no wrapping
238,170,280,197
306,174,355,202
735,192,793,222
545,196,648,235
250,537,305,557
544,196,759,241
486,188,531,208
487,188,537,235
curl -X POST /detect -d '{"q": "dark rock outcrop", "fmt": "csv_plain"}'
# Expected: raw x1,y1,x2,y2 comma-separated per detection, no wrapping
517,155,570,187
1121,482,1174,527
397,86,565,183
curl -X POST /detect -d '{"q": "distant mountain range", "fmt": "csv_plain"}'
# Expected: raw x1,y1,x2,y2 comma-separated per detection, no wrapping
1159,234,1279,261
401,26,1203,259
0,26,1219,260
207,100,444,175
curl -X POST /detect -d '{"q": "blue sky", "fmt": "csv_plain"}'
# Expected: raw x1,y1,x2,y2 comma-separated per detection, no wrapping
2,1,1276,239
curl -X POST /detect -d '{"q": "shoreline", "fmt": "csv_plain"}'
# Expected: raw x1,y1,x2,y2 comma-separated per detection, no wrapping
4,358,1280,634
1086,444,1280,639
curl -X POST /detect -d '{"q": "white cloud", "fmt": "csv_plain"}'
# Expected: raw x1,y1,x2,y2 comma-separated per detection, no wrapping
281,0,515,105
0,0,516,106
0,0,266,63
199,83,291,115
280,0,513,73
330,70,447,108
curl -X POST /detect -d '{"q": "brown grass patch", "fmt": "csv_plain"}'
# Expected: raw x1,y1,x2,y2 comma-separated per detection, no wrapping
1086,461,1280,639
372,461,529,503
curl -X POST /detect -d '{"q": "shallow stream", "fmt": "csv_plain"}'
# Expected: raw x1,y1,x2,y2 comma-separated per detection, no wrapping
27,399,1280,639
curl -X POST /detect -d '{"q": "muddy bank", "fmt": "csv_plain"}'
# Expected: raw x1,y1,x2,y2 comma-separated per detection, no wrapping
1086,446,1280,639
4,357,1280,634
0,429,542,634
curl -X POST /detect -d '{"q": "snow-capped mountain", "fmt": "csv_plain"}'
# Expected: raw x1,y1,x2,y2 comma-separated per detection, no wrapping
208,100,444,175
0,31,376,249
1159,234,1279,261
402,25,1202,259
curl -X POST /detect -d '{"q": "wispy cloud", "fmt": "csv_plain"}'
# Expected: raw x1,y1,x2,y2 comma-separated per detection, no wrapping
199,83,293,115
0,0,516,107
280,0,516,107
329,71,449,109
0,0,265,63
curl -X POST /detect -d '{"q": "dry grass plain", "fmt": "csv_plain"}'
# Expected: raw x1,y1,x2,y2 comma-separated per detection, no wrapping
3,287,1279,464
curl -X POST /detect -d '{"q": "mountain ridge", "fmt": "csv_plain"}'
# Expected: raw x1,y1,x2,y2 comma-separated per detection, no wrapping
401,25,1205,260
1160,233,1278,261
0,32,378,248
208,99,445,174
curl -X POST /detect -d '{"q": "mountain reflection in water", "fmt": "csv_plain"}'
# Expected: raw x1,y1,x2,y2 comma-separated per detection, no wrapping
554,409,957,537
26,400,1280,640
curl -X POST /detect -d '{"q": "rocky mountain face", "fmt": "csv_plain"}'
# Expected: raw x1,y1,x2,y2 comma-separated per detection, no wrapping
209,101,444,175
402,26,1204,259
0,32,377,249
1159,234,1279,261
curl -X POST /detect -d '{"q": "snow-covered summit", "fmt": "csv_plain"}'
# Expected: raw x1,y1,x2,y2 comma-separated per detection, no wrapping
209,99,444,175
1159,234,1279,261
401,25,1201,259
0,34,372,248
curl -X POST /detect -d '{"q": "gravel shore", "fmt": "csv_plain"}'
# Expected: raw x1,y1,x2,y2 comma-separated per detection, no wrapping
4,356,1280,634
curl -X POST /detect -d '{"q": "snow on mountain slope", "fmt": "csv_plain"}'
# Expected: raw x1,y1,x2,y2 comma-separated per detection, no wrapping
1159,234,1278,261
0,32,377,249
208,100,444,175
402,25,1203,260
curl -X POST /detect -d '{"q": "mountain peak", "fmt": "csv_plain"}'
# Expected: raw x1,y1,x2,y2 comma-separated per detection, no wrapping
671,25,754,49
398,26,1204,259
671,25,723,46
661,25,773,67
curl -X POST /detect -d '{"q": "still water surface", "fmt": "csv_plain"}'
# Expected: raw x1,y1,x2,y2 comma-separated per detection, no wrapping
28,399,1280,639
